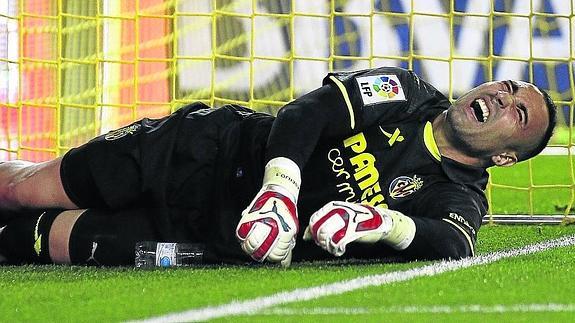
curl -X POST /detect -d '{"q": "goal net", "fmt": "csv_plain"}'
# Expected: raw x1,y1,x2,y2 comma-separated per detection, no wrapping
0,0,573,220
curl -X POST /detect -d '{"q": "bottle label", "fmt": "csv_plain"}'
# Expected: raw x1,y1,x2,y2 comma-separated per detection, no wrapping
155,243,177,267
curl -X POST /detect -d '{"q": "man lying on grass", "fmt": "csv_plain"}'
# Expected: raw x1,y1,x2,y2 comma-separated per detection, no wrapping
0,67,556,266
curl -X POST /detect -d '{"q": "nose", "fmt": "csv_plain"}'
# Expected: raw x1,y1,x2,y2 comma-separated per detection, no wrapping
496,91,514,109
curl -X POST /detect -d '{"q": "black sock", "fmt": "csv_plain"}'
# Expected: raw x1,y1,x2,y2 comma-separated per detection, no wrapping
68,208,160,266
0,210,61,264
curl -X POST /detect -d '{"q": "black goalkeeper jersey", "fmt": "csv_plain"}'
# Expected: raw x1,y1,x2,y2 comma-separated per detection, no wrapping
209,66,489,262
298,68,488,238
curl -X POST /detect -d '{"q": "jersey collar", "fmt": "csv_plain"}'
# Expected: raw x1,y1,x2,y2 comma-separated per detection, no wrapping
423,121,441,162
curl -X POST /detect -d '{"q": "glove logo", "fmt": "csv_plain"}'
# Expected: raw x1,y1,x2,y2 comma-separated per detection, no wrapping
333,202,366,224
354,205,384,232
389,175,423,199
260,201,292,232
237,188,298,266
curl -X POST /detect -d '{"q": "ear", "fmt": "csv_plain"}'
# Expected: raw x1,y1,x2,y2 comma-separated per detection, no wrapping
491,152,517,167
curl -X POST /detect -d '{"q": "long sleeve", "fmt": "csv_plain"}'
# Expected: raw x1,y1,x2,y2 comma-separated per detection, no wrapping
264,66,449,170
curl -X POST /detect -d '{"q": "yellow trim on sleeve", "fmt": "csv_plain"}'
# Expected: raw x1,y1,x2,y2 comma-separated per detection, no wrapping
423,121,441,162
329,75,355,130
442,218,475,256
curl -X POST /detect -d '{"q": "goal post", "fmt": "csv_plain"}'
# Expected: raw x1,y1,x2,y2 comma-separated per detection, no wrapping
0,0,573,221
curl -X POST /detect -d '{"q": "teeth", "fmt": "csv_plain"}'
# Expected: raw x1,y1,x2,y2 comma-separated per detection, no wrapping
476,98,489,122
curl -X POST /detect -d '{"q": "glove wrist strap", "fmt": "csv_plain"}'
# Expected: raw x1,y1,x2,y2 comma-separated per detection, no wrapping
263,157,301,201
377,208,416,250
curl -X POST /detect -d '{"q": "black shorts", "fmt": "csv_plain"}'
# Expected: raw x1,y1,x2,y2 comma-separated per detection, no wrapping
62,102,219,210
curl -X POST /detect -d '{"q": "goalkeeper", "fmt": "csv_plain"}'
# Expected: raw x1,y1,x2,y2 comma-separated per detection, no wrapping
0,67,557,266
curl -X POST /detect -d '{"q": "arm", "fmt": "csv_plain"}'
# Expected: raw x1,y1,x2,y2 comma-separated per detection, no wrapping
303,184,485,261
302,201,417,256
266,66,447,168
401,184,485,259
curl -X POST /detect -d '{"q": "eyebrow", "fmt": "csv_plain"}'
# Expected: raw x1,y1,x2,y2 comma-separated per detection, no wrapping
509,80,518,94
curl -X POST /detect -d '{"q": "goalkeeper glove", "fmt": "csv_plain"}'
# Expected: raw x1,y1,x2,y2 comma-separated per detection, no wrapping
303,201,416,257
236,157,301,267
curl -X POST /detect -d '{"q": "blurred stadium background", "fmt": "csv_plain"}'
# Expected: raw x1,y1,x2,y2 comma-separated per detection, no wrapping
0,0,573,217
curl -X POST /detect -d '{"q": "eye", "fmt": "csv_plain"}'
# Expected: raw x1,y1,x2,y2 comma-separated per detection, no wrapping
517,104,527,125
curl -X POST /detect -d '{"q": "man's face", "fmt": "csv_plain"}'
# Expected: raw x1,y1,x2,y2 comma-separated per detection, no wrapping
446,80,549,158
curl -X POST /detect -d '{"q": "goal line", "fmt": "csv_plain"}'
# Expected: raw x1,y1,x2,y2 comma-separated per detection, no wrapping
483,215,575,225
540,147,575,156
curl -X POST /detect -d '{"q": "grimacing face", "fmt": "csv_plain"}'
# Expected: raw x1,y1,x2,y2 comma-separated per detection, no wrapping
445,80,549,161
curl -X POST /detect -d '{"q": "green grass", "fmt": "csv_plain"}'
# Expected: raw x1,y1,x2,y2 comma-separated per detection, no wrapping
1,225,574,322
246,246,575,323
1,154,573,322
489,154,574,214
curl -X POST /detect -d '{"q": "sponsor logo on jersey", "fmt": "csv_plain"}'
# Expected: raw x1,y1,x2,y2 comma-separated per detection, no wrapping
447,212,476,237
379,126,405,147
343,133,388,208
104,123,141,141
389,175,423,199
356,74,406,105
326,133,388,208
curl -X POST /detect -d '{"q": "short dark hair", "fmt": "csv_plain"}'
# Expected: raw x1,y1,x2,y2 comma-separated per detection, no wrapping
519,88,557,161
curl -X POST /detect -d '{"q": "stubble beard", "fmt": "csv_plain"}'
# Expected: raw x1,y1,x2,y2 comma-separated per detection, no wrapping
445,109,491,158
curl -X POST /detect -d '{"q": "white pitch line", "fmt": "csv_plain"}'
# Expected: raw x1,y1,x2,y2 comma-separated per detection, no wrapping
133,235,575,323
260,303,575,315
540,146,575,155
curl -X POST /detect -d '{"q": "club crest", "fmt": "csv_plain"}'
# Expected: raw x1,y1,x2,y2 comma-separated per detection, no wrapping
104,124,141,141
389,175,423,199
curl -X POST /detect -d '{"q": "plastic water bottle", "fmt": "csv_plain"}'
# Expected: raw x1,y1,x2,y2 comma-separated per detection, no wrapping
135,241,204,268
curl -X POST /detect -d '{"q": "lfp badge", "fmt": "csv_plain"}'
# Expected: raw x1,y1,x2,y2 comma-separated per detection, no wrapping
374,76,400,98
356,74,406,105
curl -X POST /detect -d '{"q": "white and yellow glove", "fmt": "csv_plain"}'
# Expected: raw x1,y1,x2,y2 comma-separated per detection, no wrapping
236,157,301,267
303,201,416,256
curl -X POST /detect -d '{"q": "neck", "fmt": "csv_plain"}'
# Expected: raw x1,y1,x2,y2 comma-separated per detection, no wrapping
432,112,489,168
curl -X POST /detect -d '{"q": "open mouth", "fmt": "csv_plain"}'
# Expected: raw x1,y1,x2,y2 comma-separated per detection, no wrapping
471,98,489,123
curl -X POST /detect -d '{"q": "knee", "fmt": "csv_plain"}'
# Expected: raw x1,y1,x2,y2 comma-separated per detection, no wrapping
0,161,39,210
0,183,20,209
0,178,32,210
0,167,23,210
0,158,74,210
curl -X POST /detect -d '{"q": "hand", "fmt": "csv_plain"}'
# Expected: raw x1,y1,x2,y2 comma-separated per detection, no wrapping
303,201,393,256
236,185,298,267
